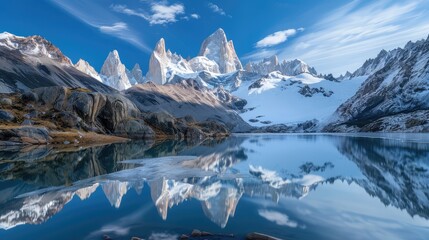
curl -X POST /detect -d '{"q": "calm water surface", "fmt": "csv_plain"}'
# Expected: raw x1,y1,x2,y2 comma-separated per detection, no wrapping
0,134,429,240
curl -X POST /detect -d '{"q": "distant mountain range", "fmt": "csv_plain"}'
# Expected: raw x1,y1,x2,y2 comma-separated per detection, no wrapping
0,29,428,133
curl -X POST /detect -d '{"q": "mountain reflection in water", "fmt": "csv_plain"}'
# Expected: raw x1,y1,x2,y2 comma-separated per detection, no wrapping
0,134,429,240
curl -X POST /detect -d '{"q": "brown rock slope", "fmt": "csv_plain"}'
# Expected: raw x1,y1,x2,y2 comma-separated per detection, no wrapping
0,86,230,145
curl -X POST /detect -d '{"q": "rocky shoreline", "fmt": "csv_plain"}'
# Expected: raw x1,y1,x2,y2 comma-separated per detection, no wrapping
0,86,230,146
103,230,281,240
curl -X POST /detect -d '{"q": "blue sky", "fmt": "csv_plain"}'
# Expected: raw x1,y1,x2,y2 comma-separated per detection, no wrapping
1,0,429,75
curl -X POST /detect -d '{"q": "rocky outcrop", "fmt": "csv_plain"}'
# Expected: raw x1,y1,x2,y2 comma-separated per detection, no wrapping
212,86,247,111
198,28,242,74
31,87,154,138
100,50,132,91
0,86,233,144
298,85,333,97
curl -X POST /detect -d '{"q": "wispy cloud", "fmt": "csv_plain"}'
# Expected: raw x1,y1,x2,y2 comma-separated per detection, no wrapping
99,22,128,34
111,4,148,19
279,0,429,75
208,3,228,16
112,2,185,25
50,0,150,52
241,49,278,61
256,28,303,48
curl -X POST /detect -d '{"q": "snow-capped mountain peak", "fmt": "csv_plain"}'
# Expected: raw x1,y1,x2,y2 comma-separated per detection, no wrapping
0,32,72,65
100,50,132,91
146,38,194,85
245,55,317,76
245,55,279,75
189,56,220,73
127,63,144,85
281,59,317,76
198,28,243,74
74,59,102,82
155,38,167,56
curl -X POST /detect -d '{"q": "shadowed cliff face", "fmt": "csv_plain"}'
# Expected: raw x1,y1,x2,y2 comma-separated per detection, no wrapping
325,36,429,132
125,81,252,133
0,43,114,94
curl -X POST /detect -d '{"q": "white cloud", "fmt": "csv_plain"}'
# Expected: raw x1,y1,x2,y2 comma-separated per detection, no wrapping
112,3,185,25
208,3,226,16
190,13,200,19
50,0,150,52
279,0,429,75
150,3,184,24
258,209,298,228
256,29,299,48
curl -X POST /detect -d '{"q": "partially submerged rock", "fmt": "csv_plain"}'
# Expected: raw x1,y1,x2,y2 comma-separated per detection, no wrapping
246,232,281,240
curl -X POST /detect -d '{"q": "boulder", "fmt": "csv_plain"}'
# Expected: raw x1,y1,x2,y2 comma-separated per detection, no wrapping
21,119,33,126
98,94,140,132
0,98,12,106
65,91,106,124
21,91,38,103
114,119,155,139
191,229,202,237
197,121,229,136
145,111,178,135
33,86,68,111
184,126,204,140
54,111,82,129
130,237,143,240
23,110,39,119
179,234,189,240
0,110,15,122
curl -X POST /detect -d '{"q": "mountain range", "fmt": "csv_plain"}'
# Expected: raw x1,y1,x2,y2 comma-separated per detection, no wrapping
0,28,428,138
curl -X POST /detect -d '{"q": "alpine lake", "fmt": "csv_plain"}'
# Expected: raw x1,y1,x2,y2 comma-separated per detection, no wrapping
1,133,429,240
